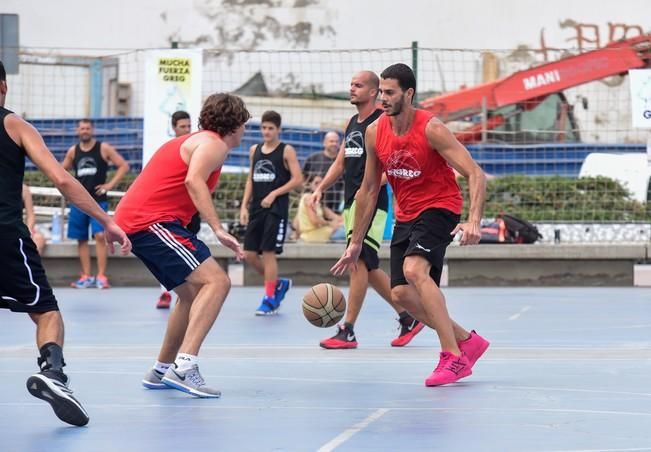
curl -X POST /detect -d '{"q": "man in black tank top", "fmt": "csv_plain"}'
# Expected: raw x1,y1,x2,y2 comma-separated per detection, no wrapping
309,71,424,349
0,61,131,426
240,111,303,315
62,119,129,289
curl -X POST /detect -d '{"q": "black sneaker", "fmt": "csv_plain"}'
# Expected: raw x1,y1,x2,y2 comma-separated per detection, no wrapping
320,324,358,349
26,370,89,426
391,316,425,347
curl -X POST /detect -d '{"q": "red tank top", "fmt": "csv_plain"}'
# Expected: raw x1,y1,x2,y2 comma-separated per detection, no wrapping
115,131,221,234
375,110,462,222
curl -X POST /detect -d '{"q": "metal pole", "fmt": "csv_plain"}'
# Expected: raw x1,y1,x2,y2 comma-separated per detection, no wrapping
411,41,418,102
481,96,488,143
60,196,66,243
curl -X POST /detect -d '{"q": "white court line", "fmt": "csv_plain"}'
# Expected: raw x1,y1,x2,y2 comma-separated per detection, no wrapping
3,371,651,397
508,305,531,320
1,403,649,418
545,448,651,452
317,408,389,452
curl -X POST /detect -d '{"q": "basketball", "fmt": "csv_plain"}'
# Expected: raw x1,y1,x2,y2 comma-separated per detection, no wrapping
302,283,346,328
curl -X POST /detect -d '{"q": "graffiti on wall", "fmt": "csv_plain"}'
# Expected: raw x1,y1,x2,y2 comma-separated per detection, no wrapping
162,0,336,52
536,20,646,61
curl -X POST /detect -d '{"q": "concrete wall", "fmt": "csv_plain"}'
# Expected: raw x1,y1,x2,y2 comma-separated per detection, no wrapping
40,243,650,288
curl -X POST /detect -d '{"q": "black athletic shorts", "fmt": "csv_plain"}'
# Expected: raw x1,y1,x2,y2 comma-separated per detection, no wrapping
390,208,460,288
243,211,288,254
0,236,59,313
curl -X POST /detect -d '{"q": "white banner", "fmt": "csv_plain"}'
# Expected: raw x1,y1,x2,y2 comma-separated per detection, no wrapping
142,49,203,166
629,69,651,129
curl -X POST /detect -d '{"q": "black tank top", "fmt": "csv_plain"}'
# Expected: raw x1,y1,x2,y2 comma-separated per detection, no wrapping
0,107,30,238
250,142,290,217
344,109,388,211
73,140,108,202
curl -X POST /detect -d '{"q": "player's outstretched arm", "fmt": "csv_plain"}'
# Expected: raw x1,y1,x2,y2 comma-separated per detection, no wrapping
10,116,131,254
186,138,243,260
426,118,486,245
331,123,382,276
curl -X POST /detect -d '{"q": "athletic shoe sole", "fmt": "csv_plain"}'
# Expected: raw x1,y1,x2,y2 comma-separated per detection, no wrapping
161,376,221,398
26,374,89,426
319,341,358,349
142,379,170,390
255,310,279,316
391,322,426,347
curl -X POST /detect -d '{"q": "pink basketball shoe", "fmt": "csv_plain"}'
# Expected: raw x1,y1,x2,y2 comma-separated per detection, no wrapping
425,352,472,386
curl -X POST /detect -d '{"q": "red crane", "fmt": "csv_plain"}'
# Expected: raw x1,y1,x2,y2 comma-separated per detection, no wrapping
419,34,651,143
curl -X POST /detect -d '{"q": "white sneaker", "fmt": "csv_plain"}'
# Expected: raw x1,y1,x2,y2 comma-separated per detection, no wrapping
161,364,221,398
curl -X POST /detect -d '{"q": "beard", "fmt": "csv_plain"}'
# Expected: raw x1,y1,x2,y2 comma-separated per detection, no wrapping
385,94,405,116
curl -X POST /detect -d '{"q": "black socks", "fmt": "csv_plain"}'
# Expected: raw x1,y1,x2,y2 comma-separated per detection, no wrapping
38,342,66,373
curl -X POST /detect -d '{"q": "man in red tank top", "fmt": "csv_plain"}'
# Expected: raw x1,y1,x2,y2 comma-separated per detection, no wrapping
332,64,490,387
115,93,249,398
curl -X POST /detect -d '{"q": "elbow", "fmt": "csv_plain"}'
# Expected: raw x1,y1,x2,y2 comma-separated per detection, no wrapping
54,172,75,192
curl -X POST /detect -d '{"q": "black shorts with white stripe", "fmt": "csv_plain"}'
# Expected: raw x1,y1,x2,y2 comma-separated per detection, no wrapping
128,221,212,291
0,236,59,313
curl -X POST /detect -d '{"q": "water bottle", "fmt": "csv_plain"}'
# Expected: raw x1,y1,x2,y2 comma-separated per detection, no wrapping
51,212,62,243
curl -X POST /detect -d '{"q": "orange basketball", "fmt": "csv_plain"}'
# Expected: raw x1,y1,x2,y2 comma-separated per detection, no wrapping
302,283,346,328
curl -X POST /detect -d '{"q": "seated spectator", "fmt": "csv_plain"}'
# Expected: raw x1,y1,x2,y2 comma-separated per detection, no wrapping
22,184,46,254
302,131,344,213
296,176,344,243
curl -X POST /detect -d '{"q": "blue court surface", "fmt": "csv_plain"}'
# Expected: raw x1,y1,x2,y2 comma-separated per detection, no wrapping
1,286,650,452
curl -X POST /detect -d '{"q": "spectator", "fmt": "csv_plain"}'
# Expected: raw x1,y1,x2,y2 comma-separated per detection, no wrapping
302,131,344,212
62,119,129,289
296,176,344,243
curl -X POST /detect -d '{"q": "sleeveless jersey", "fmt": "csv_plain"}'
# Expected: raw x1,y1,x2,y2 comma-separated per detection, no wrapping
249,142,290,217
73,140,108,202
0,107,30,238
375,109,462,222
115,131,221,234
343,109,388,211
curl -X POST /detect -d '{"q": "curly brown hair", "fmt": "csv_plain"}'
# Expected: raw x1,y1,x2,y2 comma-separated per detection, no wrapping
199,93,251,136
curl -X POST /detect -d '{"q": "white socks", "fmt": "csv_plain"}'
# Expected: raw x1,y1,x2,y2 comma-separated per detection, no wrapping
154,361,172,374
174,353,198,372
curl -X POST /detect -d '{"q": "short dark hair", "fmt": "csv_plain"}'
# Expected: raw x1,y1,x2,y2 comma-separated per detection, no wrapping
261,110,281,128
79,118,94,127
0,61,6,82
171,110,190,127
381,63,416,97
199,93,250,136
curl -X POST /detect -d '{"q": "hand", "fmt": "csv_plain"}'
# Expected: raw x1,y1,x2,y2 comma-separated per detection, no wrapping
260,192,276,209
215,228,244,262
239,208,249,226
95,183,112,196
103,221,132,255
308,190,322,208
330,242,362,276
451,221,481,246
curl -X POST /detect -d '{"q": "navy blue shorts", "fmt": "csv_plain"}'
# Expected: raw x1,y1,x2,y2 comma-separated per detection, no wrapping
128,221,211,291
67,201,108,240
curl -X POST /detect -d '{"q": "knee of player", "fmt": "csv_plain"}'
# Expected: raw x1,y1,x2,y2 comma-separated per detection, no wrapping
402,262,428,286
208,270,231,292
391,285,410,304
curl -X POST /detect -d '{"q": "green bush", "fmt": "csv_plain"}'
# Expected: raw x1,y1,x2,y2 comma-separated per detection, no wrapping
457,175,650,222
